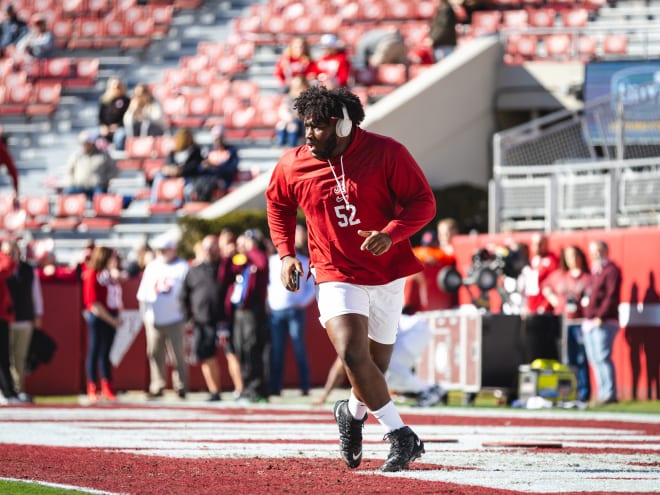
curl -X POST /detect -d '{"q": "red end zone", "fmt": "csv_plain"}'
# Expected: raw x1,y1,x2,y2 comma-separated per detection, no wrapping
0,403,659,495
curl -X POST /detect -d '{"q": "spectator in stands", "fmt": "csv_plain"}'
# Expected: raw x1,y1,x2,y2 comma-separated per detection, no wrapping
64,130,118,202
179,235,224,402
0,245,18,404
216,229,244,399
0,134,19,201
82,246,123,403
0,5,27,58
355,28,408,70
1,240,43,403
150,127,202,205
275,75,309,148
98,77,130,151
15,14,55,61
429,0,458,61
195,125,239,201
267,223,316,397
122,83,165,140
274,36,313,92
521,232,559,316
307,34,352,88
137,238,189,400
542,245,592,403
230,229,270,403
582,240,622,406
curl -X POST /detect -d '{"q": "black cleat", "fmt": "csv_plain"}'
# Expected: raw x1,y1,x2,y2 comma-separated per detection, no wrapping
334,399,367,468
381,426,425,472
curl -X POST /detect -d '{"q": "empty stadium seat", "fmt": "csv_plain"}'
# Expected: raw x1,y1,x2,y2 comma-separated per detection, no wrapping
26,82,62,118
79,193,123,230
148,178,185,215
48,193,87,231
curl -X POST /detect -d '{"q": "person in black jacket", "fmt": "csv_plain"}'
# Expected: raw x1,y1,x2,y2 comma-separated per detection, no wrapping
179,235,224,401
429,0,457,61
1,240,43,403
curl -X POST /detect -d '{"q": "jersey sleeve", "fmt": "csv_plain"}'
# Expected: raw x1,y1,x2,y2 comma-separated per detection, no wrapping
266,157,299,259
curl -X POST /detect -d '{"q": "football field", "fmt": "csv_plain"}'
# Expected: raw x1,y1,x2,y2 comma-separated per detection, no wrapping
0,397,658,495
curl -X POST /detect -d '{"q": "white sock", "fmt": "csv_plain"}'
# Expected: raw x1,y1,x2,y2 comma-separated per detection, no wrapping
371,400,404,433
348,389,368,420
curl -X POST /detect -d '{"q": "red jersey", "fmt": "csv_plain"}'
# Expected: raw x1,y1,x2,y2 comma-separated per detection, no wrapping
0,251,16,322
274,54,311,86
266,127,436,285
524,253,559,314
306,51,352,87
0,140,19,195
82,268,122,312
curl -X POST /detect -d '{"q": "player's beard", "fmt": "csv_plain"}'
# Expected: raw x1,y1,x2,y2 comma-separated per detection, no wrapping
310,133,337,160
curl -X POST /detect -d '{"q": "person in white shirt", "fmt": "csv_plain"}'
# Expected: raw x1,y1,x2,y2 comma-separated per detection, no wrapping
267,224,316,396
136,239,189,399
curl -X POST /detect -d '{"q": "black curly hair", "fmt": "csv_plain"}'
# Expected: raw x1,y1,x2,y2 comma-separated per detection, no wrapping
293,85,365,126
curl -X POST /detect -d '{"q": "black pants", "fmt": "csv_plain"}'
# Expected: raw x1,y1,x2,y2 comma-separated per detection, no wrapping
0,320,16,398
233,308,270,399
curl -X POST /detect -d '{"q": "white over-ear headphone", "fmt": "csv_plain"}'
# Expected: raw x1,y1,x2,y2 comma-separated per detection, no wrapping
335,105,352,138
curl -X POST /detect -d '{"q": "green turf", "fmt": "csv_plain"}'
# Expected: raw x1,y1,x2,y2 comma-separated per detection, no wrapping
0,479,94,494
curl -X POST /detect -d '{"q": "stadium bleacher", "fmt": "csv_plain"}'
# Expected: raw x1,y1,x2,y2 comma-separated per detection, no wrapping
2,0,659,263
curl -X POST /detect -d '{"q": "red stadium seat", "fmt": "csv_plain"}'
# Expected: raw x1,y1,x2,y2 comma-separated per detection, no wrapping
68,18,101,50
603,34,628,55
528,8,556,28
0,82,31,115
21,195,51,229
377,64,408,86
122,18,154,50
544,34,572,59
502,10,528,29
562,8,588,28
471,11,502,37
67,58,99,88
2,208,27,233
80,193,123,230
51,18,73,49
148,178,185,214
577,35,597,60
38,57,72,80
26,82,62,117
48,193,87,231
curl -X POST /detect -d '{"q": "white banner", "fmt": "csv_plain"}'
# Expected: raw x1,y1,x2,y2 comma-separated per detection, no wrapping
110,310,143,367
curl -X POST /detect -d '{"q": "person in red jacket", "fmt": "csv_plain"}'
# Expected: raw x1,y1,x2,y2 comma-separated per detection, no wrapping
274,36,313,91
266,85,436,472
0,135,19,199
306,34,352,88
0,249,17,403
82,246,123,403
522,232,559,315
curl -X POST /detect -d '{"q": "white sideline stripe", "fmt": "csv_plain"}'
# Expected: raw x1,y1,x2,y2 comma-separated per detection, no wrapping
0,477,127,495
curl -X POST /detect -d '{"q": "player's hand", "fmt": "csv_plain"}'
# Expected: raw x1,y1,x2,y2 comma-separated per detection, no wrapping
358,230,392,256
280,255,303,292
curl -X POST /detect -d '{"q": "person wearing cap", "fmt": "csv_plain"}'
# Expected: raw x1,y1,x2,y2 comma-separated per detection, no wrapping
0,5,27,58
136,238,190,399
64,130,118,201
306,34,352,88
266,85,435,472
195,126,240,201
16,13,55,60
